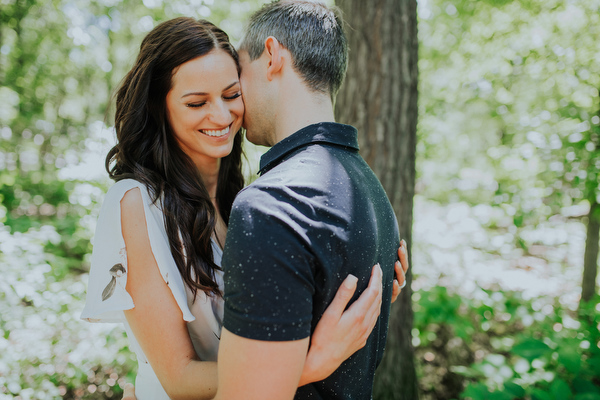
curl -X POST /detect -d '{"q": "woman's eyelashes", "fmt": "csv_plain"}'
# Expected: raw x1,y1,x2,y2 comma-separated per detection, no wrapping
186,102,206,109
224,92,242,100
186,92,241,108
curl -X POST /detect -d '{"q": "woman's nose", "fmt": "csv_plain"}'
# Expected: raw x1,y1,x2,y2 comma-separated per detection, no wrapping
208,100,231,126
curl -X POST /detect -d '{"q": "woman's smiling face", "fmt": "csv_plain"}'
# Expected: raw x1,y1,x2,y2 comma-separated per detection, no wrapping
166,49,244,169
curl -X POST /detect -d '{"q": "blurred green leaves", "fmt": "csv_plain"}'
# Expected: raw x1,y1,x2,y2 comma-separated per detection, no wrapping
511,339,552,362
415,2,600,397
416,285,600,400
418,0,600,225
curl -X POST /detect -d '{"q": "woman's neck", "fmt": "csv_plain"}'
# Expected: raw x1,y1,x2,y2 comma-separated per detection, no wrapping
195,158,221,199
194,157,227,248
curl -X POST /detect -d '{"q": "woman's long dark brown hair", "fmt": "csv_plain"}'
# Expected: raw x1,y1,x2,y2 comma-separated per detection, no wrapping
105,17,244,297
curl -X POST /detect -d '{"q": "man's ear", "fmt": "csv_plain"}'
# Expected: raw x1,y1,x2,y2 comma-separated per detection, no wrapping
264,36,284,81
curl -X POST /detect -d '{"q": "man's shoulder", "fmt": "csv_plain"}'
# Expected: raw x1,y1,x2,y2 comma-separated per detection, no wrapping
235,162,313,201
233,178,276,205
230,178,290,220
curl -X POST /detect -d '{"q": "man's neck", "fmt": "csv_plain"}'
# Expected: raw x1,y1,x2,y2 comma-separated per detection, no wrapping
270,82,336,146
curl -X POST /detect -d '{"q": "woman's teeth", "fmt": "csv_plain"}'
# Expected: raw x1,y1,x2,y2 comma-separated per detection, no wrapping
201,126,230,137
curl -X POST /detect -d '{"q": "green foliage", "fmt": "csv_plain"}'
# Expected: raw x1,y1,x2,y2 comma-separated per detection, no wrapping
413,286,600,400
412,0,600,396
418,0,600,229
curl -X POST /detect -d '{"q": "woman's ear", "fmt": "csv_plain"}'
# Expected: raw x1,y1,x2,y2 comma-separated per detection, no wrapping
264,36,284,81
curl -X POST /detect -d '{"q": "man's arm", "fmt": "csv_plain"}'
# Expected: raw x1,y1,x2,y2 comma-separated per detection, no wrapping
214,330,310,400
217,189,317,399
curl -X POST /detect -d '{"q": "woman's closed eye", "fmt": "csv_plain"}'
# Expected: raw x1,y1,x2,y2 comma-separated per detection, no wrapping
186,102,206,108
224,92,241,100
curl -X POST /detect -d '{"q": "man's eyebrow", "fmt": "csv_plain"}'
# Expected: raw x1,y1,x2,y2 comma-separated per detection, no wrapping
181,81,239,98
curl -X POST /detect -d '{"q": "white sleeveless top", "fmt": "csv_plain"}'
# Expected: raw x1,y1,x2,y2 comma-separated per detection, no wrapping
81,179,223,399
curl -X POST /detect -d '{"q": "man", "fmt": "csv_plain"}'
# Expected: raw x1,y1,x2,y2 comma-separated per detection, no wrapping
214,1,401,399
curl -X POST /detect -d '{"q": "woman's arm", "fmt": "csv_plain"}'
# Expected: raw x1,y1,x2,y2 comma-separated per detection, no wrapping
121,188,217,400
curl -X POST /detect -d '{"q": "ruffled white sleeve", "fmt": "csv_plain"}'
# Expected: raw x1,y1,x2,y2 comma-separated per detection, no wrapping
81,179,195,323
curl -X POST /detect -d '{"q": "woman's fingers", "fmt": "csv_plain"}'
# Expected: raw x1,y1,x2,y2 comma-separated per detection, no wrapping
398,239,409,273
391,280,399,303
391,260,406,302
318,263,383,345
346,264,382,316
339,264,382,348
325,274,358,320
302,264,382,383
362,265,383,319
392,240,410,303
364,270,383,335
394,260,406,288
345,264,382,345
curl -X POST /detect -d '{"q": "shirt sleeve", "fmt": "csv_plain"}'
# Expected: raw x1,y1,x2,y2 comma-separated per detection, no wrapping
222,186,315,341
80,179,195,323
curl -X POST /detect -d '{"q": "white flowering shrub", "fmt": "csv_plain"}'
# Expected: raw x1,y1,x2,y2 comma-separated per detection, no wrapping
0,224,136,399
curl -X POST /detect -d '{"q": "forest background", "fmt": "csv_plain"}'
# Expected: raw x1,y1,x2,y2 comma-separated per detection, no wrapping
1,0,599,399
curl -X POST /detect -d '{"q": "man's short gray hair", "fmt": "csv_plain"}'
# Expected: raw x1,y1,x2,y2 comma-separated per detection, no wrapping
240,0,348,100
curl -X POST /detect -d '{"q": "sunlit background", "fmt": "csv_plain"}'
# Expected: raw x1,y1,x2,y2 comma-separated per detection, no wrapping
1,0,599,398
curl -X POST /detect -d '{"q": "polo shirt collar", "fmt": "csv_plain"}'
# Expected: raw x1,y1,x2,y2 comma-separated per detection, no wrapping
258,122,359,175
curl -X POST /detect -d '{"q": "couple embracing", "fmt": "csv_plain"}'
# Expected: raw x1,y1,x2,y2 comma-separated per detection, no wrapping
81,1,409,399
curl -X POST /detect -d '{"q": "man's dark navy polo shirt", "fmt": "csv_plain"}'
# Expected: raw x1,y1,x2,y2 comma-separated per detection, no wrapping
222,122,400,399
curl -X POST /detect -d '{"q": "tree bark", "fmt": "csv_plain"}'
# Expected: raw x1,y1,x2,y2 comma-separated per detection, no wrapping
335,0,419,398
581,200,599,304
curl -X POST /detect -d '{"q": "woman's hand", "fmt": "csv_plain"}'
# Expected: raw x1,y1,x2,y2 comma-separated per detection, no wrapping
299,240,411,385
391,239,410,303
299,264,383,385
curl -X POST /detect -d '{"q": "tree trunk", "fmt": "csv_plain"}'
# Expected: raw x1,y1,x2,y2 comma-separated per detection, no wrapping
334,0,419,398
581,200,599,304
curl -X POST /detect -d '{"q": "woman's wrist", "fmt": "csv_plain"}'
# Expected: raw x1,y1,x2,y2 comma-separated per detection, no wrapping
299,357,319,386
300,346,334,386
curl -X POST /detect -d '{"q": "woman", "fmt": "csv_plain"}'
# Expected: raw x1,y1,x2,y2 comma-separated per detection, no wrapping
81,17,408,399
